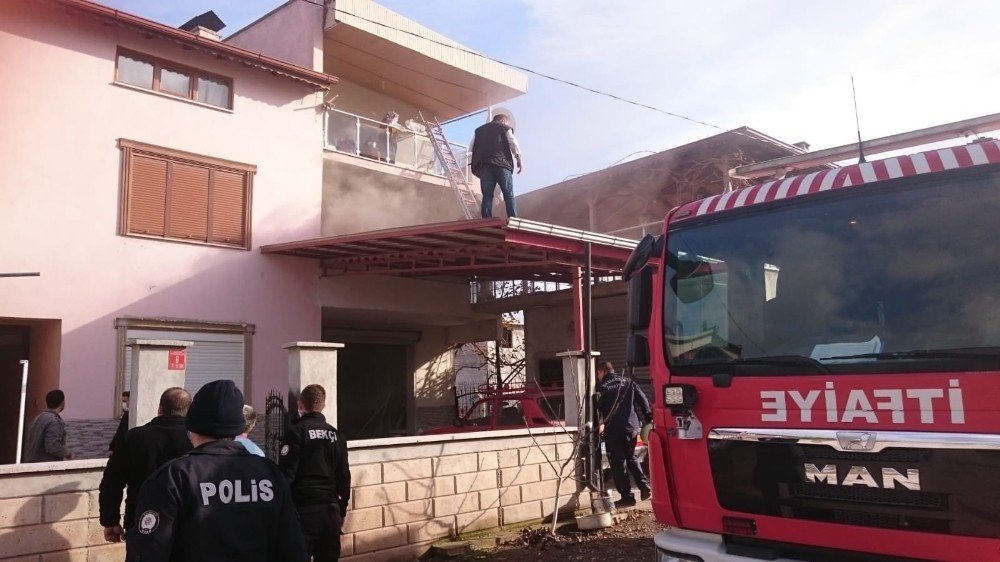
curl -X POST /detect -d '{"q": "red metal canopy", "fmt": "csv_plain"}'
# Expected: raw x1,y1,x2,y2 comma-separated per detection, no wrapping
261,218,638,281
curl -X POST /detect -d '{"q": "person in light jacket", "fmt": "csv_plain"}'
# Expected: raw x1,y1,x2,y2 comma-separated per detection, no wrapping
24,389,74,462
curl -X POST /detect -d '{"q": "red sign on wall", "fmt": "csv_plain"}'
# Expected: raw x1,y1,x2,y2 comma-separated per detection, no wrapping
168,349,186,371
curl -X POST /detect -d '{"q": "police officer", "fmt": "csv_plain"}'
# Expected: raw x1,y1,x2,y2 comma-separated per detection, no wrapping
596,361,652,508
126,380,306,562
99,387,192,545
279,384,351,562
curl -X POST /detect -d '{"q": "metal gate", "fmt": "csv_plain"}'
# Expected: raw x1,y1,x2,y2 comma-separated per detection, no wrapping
263,389,286,463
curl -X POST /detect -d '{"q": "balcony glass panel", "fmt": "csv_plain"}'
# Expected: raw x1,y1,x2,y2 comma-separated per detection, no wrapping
325,109,469,181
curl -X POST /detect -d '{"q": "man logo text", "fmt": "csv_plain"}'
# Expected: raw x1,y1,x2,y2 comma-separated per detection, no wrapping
803,464,920,490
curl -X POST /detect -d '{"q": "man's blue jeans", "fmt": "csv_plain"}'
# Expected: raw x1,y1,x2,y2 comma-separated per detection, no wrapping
478,164,517,218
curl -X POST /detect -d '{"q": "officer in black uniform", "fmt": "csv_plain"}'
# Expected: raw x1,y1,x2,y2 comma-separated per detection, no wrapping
126,380,306,562
596,361,653,508
99,387,192,545
279,383,351,562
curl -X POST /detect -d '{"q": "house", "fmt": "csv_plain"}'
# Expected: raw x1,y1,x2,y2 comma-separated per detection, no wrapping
0,0,333,463
0,1,609,560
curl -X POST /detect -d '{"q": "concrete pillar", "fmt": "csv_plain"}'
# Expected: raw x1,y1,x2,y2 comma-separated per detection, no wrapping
128,339,193,429
557,350,600,427
284,342,344,426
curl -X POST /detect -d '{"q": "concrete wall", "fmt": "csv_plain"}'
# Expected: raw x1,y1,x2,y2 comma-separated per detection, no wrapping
0,2,324,420
0,430,585,561
342,430,584,560
0,460,123,561
321,156,466,236
523,305,575,382
225,0,325,72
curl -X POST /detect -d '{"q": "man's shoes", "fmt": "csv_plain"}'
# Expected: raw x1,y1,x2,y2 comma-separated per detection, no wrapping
614,497,637,509
640,488,652,502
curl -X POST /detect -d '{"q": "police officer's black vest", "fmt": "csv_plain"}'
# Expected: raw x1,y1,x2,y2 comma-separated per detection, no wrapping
471,121,514,175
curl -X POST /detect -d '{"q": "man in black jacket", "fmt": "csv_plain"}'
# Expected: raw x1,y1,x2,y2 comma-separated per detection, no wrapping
596,361,652,508
99,387,191,544
126,380,306,562
108,390,130,455
280,384,351,562
469,113,523,218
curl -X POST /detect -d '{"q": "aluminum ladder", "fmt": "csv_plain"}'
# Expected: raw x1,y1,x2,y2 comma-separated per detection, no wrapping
421,114,479,219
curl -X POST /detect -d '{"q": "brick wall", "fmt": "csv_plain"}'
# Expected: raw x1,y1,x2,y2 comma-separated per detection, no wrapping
0,429,584,561
341,429,586,561
0,460,124,561
65,419,119,460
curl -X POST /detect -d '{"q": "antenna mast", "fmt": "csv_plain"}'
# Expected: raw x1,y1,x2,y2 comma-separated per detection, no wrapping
852,76,866,164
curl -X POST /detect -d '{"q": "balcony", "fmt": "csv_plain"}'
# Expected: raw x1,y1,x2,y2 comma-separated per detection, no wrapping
324,108,469,182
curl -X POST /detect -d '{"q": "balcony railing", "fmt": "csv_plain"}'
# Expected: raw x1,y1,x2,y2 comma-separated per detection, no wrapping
325,108,469,181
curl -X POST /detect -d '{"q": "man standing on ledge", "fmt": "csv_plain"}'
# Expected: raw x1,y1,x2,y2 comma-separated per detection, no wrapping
470,113,523,219
280,384,351,562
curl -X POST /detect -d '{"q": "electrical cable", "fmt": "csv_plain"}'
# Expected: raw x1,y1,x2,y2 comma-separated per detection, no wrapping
297,0,737,133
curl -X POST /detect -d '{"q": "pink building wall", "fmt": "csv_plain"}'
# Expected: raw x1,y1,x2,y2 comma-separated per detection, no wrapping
225,0,324,72
0,2,325,419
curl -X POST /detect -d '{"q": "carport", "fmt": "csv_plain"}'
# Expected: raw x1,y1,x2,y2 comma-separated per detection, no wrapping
262,217,637,439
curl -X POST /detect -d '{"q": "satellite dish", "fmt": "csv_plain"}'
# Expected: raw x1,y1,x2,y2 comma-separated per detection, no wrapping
492,107,517,131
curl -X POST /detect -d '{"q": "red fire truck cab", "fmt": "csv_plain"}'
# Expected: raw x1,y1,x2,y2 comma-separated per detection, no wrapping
624,120,1000,561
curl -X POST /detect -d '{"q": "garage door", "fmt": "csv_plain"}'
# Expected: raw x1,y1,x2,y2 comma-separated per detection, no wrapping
595,316,651,399
122,329,246,396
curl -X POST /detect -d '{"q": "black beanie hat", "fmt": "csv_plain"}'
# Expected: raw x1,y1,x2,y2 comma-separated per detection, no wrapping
186,379,246,438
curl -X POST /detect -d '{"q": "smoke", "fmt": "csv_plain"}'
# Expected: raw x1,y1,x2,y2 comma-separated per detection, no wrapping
321,161,469,235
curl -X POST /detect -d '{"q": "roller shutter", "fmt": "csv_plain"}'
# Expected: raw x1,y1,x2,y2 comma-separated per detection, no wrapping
123,329,246,397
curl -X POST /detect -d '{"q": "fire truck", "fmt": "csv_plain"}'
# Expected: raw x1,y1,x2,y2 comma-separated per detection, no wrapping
622,113,1000,561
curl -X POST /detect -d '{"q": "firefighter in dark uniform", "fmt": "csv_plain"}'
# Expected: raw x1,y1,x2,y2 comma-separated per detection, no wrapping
279,384,351,562
596,361,653,508
126,380,306,562
99,387,192,545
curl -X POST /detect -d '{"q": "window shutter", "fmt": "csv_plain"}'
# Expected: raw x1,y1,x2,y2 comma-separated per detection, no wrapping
167,162,210,241
211,170,247,246
127,155,167,236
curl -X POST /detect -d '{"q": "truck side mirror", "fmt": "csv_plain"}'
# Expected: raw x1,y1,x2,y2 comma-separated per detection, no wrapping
628,267,653,331
626,333,649,367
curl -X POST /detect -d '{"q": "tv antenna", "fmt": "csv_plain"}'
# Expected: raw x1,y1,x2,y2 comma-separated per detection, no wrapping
852,76,866,164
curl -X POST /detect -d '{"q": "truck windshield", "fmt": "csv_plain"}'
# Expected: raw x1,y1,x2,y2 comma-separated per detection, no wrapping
664,166,1000,375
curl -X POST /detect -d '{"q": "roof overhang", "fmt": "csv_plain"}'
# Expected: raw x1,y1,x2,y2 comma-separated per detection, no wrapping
261,218,638,282
326,0,527,120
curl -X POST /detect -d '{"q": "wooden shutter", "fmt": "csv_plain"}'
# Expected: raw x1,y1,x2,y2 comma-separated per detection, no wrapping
127,155,167,236
210,170,247,246
120,140,253,248
167,162,210,241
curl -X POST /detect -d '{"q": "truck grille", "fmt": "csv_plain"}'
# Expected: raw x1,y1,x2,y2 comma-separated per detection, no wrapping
709,439,1000,539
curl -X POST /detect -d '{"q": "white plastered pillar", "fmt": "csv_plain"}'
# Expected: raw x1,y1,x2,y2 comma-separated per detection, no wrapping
284,342,344,426
128,339,193,429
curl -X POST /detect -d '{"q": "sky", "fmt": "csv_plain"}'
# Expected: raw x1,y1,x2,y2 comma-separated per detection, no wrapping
102,0,1000,193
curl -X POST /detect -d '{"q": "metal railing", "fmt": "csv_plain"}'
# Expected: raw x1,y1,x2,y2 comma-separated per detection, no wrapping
325,108,469,181
470,277,622,304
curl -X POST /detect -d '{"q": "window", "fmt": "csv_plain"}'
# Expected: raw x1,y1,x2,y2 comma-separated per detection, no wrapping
115,48,233,109
119,139,255,249
664,167,1000,375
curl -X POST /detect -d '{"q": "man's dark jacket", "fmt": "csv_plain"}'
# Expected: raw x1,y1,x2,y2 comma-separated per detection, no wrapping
597,372,652,435
125,440,306,562
278,412,351,512
471,121,514,175
99,415,192,528
108,410,129,453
